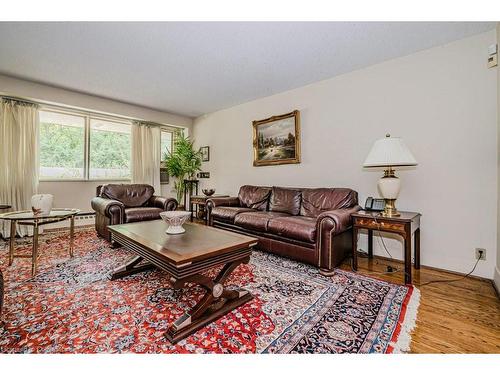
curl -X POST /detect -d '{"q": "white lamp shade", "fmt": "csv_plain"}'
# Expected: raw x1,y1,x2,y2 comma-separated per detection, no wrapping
363,135,417,168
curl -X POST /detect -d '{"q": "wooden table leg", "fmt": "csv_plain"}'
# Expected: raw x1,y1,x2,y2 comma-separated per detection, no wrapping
367,229,373,259
404,232,412,284
31,224,39,276
197,204,206,222
109,255,155,280
69,215,75,257
414,228,420,269
352,227,358,271
165,256,253,344
8,220,16,266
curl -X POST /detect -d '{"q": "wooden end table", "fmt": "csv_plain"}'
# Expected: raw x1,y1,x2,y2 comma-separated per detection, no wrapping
0,209,80,276
189,195,229,223
351,210,421,284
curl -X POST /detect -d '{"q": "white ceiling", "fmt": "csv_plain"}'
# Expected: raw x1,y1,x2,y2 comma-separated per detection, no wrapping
0,22,495,117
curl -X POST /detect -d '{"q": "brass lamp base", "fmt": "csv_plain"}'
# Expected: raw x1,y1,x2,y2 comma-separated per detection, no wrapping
381,199,400,217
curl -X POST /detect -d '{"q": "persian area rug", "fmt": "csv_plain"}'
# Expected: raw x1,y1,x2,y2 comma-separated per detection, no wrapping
0,228,419,353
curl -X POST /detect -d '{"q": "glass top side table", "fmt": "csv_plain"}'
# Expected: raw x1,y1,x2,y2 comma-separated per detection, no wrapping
0,208,80,276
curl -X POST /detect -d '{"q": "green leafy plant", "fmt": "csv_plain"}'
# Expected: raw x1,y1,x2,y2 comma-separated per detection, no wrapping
163,133,202,206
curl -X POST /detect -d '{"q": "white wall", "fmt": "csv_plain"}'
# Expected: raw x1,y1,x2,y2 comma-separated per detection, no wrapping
0,74,193,211
495,24,500,291
193,30,498,279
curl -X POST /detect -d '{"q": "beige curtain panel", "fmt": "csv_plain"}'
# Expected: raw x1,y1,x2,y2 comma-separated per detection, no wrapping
131,121,161,193
0,99,39,237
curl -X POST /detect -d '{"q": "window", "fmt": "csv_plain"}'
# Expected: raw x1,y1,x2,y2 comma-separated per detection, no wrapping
160,129,173,159
39,108,132,181
39,111,86,179
160,129,175,185
89,119,131,179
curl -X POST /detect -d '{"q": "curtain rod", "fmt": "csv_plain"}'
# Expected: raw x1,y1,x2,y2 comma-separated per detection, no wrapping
1,95,38,106
0,93,185,131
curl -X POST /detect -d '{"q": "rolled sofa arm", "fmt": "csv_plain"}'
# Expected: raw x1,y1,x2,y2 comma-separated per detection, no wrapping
316,205,362,273
317,205,362,235
149,196,178,211
91,197,125,224
206,196,240,211
206,196,240,225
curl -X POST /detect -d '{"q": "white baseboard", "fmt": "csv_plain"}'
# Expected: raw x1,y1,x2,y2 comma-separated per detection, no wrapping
494,266,500,298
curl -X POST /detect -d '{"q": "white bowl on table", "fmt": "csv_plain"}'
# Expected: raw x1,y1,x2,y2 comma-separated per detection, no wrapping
160,211,191,234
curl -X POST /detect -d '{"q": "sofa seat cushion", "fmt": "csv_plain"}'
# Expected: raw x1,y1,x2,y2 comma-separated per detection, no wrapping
234,211,290,231
211,206,256,223
267,216,317,243
124,207,163,223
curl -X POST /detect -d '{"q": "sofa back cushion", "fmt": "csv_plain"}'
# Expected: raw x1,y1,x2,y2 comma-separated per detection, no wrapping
300,188,358,217
238,185,271,211
269,186,302,215
100,184,155,208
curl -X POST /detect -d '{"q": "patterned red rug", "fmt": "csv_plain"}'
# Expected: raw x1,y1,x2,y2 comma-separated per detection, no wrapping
0,228,419,353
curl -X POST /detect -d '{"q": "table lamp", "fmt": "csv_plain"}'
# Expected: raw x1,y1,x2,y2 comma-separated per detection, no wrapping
363,134,417,217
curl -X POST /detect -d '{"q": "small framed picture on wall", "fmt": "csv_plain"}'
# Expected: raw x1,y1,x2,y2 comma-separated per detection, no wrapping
200,146,210,162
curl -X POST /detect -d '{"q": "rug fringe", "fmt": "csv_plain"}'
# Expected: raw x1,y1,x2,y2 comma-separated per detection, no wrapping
392,286,421,353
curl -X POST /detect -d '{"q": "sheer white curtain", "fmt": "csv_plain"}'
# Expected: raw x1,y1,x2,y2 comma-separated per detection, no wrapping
0,99,39,237
131,121,161,193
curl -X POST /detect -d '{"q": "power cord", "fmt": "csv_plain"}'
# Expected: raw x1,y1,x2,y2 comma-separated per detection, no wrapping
419,256,481,286
352,217,404,277
372,215,394,260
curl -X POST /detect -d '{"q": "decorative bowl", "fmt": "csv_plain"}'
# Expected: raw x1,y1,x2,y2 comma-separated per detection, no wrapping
160,211,191,234
31,194,54,215
202,189,215,196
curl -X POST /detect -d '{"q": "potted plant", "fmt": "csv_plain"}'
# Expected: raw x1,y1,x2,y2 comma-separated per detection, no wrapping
163,133,202,208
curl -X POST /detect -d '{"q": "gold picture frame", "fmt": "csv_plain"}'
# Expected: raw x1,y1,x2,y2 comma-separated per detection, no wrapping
252,110,301,167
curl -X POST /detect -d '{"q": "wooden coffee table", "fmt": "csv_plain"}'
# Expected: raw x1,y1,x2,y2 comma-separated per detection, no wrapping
108,220,258,343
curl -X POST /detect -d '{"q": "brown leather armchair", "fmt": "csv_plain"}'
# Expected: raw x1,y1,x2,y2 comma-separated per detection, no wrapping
207,185,361,275
91,184,178,242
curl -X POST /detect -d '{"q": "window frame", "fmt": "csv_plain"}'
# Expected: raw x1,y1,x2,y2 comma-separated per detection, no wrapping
88,115,132,181
39,107,133,182
159,126,179,185
160,127,175,157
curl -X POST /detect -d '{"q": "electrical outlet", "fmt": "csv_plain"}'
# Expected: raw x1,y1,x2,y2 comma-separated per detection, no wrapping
475,248,486,261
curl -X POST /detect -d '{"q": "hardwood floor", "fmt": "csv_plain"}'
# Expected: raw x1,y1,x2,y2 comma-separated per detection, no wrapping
339,254,500,353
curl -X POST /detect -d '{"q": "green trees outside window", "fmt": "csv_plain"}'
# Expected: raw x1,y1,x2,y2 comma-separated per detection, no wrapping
39,110,131,180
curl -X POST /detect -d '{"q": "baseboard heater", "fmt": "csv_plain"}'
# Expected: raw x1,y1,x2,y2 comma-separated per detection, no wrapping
44,212,96,230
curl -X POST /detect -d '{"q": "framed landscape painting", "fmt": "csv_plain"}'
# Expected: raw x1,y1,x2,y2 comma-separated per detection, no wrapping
252,110,301,166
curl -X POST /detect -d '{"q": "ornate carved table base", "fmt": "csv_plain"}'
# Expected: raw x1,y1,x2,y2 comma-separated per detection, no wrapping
110,254,252,344
107,221,257,344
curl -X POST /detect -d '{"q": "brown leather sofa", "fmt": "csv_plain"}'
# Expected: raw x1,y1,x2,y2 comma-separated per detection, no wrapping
207,185,360,275
91,184,178,242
